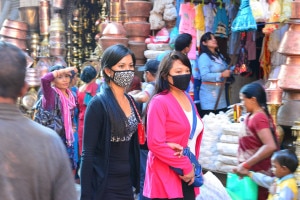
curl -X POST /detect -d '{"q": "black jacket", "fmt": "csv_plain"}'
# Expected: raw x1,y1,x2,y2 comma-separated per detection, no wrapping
80,86,140,200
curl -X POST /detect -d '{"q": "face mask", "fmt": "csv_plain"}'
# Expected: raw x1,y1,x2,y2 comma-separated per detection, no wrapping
169,74,191,91
110,69,135,88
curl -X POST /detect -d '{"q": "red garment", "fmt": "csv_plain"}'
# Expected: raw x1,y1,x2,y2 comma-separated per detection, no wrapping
238,112,275,200
77,82,99,155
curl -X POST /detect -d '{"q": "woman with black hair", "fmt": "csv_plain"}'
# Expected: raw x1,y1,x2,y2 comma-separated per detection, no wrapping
40,65,78,171
77,65,99,156
80,44,140,200
197,32,232,117
233,82,278,200
143,51,204,199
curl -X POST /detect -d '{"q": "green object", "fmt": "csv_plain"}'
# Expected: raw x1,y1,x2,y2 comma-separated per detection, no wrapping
226,189,242,200
226,173,258,200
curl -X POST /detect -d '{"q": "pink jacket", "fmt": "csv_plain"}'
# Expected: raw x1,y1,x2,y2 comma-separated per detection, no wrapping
143,92,203,199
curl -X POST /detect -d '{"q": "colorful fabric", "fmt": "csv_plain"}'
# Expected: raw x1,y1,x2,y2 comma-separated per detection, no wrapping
213,7,229,38
231,0,257,32
179,2,197,60
53,87,76,146
194,4,205,31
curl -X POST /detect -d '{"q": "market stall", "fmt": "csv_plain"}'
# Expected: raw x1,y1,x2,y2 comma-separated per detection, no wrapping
0,0,300,190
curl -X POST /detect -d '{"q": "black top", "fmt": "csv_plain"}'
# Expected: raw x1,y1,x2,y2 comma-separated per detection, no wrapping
80,86,140,200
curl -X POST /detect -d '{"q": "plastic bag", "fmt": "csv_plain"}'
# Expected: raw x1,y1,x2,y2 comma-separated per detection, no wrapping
226,173,258,200
196,171,231,200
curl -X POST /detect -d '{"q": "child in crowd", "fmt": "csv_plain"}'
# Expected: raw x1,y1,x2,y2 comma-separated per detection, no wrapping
248,149,299,200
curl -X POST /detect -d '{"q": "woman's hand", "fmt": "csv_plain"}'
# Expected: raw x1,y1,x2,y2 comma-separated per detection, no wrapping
221,69,231,78
179,169,195,185
232,162,250,177
166,142,183,157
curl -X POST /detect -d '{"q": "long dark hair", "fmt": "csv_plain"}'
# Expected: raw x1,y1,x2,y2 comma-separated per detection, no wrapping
240,82,278,147
101,44,136,83
199,32,226,63
99,44,136,139
154,51,191,95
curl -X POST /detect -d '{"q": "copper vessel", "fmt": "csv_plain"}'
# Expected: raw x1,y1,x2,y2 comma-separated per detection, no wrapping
110,1,121,22
266,79,283,104
39,0,51,35
3,19,29,31
125,1,153,21
291,1,300,19
0,37,27,50
18,6,39,33
124,21,150,42
276,0,300,127
99,22,128,50
128,41,147,60
0,26,27,40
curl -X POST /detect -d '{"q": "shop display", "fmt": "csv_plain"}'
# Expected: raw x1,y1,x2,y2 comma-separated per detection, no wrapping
0,0,299,186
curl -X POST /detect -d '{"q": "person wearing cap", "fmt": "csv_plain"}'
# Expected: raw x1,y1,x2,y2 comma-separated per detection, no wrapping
129,59,160,111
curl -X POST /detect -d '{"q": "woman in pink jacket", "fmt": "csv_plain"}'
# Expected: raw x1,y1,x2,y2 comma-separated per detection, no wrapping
143,51,204,199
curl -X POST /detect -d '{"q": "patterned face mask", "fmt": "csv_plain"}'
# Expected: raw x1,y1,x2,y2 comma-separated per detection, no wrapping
110,69,135,88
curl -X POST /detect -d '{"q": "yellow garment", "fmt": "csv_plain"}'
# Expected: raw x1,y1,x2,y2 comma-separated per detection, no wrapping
259,35,271,80
279,0,292,22
263,0,281,34
267,177,298,200
194,4,205,31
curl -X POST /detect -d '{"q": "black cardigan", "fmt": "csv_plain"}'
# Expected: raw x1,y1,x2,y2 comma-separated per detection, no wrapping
80,91,140,200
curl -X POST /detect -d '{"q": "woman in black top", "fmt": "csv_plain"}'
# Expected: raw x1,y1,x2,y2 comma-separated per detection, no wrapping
80,44,140,200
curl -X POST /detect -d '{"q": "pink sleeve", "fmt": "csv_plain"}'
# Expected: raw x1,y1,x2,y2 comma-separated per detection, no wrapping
147,96,193,175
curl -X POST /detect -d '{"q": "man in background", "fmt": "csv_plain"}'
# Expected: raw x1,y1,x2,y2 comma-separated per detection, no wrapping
0,41,77,200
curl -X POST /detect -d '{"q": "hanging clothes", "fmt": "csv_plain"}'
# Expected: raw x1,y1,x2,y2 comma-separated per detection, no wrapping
231,0,257,32
179,2,197,59
262,0,281,34
279,0,292,22
195,4,205,49
259,35,271,79
213,7,229,38
245,31,256,61
203,3,215,33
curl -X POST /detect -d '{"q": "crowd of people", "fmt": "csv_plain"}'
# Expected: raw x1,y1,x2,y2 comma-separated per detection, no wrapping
0,30,299,200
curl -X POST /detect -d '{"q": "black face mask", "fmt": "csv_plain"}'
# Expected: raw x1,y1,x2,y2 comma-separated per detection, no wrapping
169,74,191,91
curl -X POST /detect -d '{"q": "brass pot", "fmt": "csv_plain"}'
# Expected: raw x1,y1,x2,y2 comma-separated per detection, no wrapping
124,21,150,42
278,56,300,90
291,0,300,19
0,26,27,40
99,37,129,51
3,19,28,31
128,41,147,60
266,79,283,104
18,6,39,33
125,1,153,21
0,37,28,50
39,0,50,35
277,23,300,55
102,22,127,37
